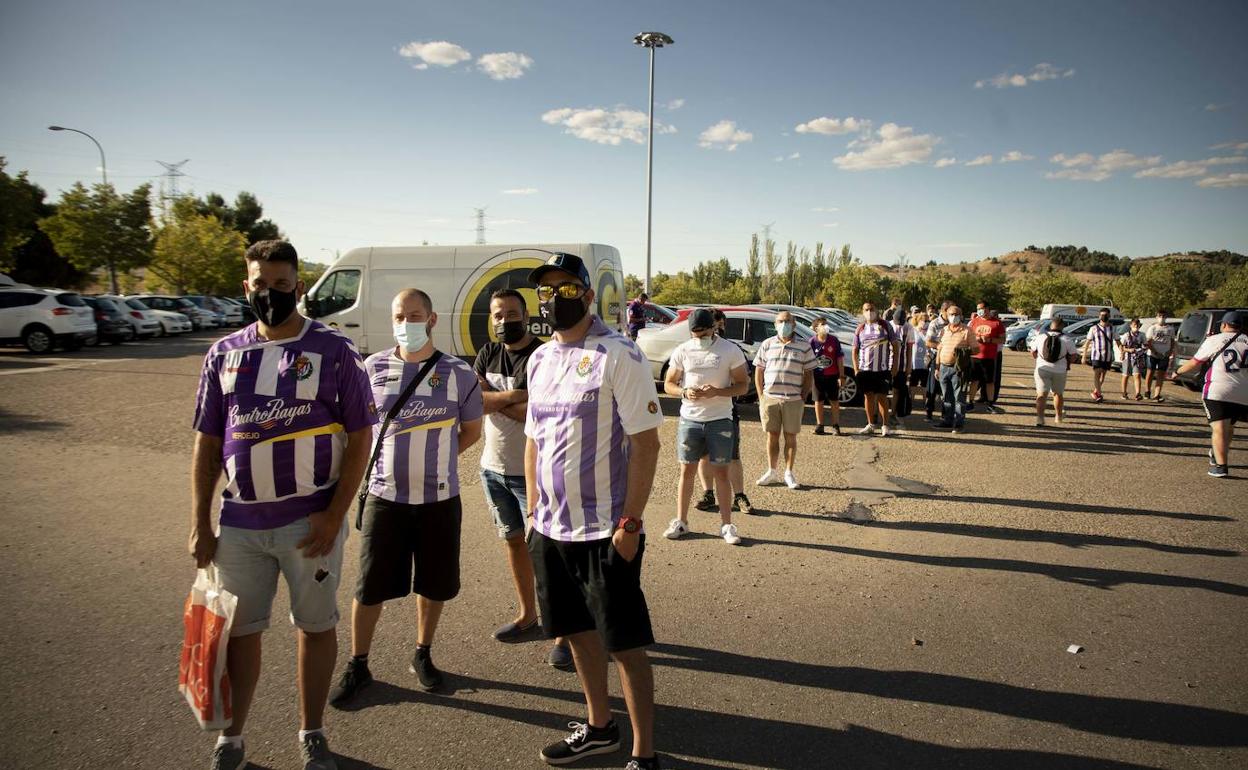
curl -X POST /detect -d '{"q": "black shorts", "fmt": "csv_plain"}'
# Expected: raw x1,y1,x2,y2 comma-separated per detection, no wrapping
529,530,654,652
356,494,462,604
909,368,929,387
856,370,890,395
813,374,840,404
1204,399,1248,424
1090,359,1113,371
969,357,996,384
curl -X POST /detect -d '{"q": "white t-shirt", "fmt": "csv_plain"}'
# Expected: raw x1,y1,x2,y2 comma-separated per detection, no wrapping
1194,331,1248,405
889,321,915,372
910,323,929,369
669,336,747,422
1029,331,1076,373
1146,323,1174,357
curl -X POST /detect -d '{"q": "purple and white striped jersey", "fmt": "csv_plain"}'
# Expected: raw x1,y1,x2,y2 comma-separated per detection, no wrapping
193,319,377,530
525,318,664,542
364,350,483,506
1085,323,1117,361
854,322,896,372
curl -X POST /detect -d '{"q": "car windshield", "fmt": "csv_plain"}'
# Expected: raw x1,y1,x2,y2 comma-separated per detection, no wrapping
124,298,150,311
94,298,119,312
55,292,86,307
175,298,197,310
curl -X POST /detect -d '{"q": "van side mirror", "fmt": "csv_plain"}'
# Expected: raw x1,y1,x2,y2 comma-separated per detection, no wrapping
304,297,322,318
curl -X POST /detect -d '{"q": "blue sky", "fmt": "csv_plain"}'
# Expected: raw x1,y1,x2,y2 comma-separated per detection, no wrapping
2,0,1246,276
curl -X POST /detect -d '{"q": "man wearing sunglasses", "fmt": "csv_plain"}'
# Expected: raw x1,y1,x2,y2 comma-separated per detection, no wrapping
523,253,664,770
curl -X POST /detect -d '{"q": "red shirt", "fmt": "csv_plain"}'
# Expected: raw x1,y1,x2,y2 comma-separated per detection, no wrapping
810,334,843,376
969,316,1005,359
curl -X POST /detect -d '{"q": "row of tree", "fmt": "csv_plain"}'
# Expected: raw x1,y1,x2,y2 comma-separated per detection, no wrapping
626,235,1248,319
0,157,283,295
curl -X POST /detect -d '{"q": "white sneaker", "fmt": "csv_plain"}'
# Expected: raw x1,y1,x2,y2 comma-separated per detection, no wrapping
857,424,876,435
756,468,781,486
784,469,799,489
880,425,890,437
721,523,742,545
662,518,688,539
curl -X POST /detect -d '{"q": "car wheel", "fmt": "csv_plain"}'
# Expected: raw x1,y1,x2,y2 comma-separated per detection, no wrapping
22,325,54,354
86,333,101,347
839,371,863,407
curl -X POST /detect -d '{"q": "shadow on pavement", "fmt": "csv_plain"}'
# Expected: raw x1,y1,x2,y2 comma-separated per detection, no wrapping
0,407,70,434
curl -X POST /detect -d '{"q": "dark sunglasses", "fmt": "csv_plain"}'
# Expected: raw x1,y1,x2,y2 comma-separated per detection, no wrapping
536,282,588,301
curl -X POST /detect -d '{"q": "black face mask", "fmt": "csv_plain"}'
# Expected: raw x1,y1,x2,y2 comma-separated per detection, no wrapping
248,287,298,327
495,319,527,345
540,295,589,331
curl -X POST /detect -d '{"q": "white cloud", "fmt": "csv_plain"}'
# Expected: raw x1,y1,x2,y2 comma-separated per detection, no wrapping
774,152,802,162
933,158,957,168
541,106,676,145
833,123,939,171
1001,150,1034,163
665,98,685,111
477,52,533,80
794,116,871,136
1210,141,1248,153
501,187,539,195
1197,173,1248,188
1135,156,1247,180
698,120,753,151
975,62,1075,89
399,40,472,70
811,206,839,212
965,154,994,167
1045,149,1162,181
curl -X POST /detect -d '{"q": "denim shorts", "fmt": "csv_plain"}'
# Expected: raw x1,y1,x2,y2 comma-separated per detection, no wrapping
677,417,735,464
214,516,347,637
481,468,527,539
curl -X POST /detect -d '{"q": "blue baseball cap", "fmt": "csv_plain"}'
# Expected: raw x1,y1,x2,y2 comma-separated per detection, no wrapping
529,252,591,287
1223,310,1243,328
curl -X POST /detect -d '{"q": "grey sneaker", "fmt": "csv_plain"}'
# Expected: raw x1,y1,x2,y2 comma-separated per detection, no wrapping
300,732,337,770
209,742,246,770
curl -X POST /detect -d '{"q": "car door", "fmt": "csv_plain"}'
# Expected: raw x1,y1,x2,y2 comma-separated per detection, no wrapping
304,268,364,347
0,291,31,337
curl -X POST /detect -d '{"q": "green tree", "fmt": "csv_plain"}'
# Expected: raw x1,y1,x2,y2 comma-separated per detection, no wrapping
744,234,762,303
624,274,643,298
763,238,780,302
299,261,329,289
822,262,882,311
0,157,42,268
39,181,154,294
651,273,710,305
1110,260,1206,316
147,198,246,294
1215,265,1248,306
191,191,283,244
1007,270,1093,316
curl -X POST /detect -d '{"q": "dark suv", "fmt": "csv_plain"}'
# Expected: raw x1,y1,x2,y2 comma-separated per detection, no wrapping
1174,307,1248,391
82,296,134,345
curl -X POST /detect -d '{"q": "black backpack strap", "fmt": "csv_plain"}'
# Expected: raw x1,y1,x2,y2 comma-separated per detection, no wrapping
356,350,443,529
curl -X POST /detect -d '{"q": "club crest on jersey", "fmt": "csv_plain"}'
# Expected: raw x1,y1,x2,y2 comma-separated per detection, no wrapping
290,355,314,381
427,374,443,390
575,355,594,377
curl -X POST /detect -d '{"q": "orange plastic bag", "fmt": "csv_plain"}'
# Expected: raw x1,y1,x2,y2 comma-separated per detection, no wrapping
178,566,238,730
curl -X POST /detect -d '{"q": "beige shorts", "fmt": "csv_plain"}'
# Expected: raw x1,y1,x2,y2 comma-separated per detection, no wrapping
762,397,805,434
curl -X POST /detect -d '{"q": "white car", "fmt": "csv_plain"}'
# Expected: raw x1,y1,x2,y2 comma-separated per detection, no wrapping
150,308,194,335
0,287,97,353
131,295,216,330
211,296,245,326
99,294,162,339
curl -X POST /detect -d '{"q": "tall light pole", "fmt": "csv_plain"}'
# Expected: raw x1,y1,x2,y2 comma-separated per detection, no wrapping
49,125,117,293
633,31,673,296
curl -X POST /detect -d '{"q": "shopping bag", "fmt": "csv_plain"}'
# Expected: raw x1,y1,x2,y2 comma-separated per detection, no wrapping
178,565,237,730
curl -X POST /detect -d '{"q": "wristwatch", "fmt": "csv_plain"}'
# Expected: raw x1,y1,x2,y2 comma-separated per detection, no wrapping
617,516,642,534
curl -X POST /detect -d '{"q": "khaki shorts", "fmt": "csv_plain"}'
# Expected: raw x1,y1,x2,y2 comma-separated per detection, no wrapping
762,397,805,434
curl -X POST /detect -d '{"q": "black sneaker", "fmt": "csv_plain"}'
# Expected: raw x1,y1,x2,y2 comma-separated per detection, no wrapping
409,647,443,692
832,424,841,436
329,658,373,707
693,490,717,512
734,494,757,515
209,741,246,770
540,720,620,765
625,757,662,770
965,402,976,412
548,643,576,672
300,732,338,770
814,425,826,435
1209,464,1229,479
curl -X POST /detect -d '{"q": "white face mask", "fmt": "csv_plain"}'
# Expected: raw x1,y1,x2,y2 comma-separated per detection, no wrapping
775,321,794,338
949,314,963,325
394,320,430,350
694,334,714,350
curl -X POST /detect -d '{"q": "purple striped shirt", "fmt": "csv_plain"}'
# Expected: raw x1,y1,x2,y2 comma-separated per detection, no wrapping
524,318,664,542
854,322,895,372
1086,323,1117,361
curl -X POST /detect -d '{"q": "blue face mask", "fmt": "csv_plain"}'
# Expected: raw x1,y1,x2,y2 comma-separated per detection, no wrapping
976,309,987,318
394,320,430,350
775,321,794,338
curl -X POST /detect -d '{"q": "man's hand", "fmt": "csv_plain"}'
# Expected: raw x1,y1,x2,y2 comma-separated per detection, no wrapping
188,525,217,568
613,527,640,562
297,510,342,558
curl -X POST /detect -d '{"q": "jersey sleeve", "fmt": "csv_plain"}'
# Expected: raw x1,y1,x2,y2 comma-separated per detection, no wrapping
192,349,225,437
523,352,542,439
610,344,664,435
727,343,747,369
335,342,379,433
668,345,686,372
1193,335,1220,362
457,363,484,423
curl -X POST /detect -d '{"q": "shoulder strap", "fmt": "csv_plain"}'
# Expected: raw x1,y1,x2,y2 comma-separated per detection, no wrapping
356,350,443,529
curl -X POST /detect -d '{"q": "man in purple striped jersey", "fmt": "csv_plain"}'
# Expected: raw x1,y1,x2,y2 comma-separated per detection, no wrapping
523,253,664,770
189,240,377,770
1081,309,1118,403
330,289,482,703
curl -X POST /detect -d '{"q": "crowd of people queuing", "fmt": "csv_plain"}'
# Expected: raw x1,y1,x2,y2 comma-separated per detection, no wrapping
188,241,1244,770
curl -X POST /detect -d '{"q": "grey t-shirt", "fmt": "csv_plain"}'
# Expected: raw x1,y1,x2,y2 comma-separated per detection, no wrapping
1146,323,1173,357
473,338,542,476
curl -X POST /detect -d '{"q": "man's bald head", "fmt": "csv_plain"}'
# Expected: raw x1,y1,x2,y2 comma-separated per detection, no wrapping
392,289,434,323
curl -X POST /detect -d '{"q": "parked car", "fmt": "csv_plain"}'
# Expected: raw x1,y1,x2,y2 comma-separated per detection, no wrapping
81,296,134,345
132,295,216,330
1110,317,1182,371
0,287,96,353
182,295,226,327
1174,307,1248,391
231,296,257,324
99,294,162,339
211,296,245,326
1009,319,1049,351
1028,317,1097,350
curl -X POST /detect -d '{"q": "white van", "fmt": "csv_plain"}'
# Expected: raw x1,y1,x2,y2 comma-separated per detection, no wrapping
301,243,626,357
1039,303,1124,323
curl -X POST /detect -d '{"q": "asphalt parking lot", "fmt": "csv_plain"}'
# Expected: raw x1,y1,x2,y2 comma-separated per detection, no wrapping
1,332,1245,770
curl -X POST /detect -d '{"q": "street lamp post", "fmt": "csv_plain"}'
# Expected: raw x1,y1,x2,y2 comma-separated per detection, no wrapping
633,31,673,296
48,125,117,293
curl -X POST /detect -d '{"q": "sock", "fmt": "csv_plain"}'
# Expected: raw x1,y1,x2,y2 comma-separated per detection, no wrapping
216,735,243,748
351,653,369,666
298,728,323,743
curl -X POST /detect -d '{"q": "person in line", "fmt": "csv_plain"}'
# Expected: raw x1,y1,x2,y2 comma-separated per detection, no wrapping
852,302,898,436
966,301,1006,413
923,302,950,421
754,310,816,488
471,289,571,671
888,307,915,427
189,240,377,770
695,309,755,516
329,289,482,705
1082,309,1118,403
662,308,749,544
1145,311,1175,401
626,291,650,340
1029,317,1077,426
1171,311,1247,479
930,305,979,433
908,311,930,411
810,316,845,435
523,253,664,769
1118,318,1147,400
